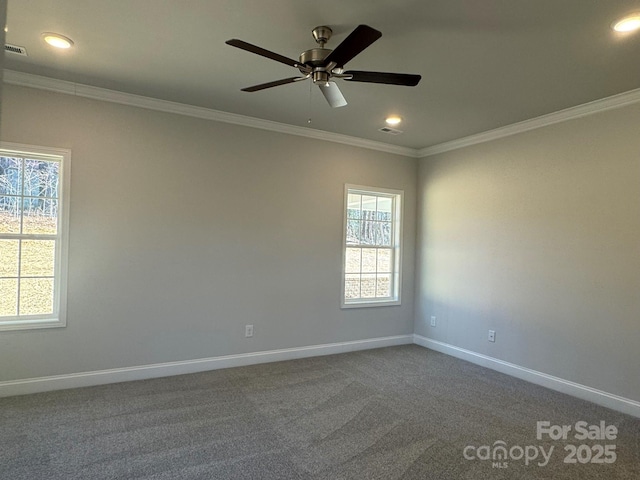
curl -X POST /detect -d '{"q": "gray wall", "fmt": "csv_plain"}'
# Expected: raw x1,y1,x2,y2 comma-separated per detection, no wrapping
416,103,640,401
0,84,417,381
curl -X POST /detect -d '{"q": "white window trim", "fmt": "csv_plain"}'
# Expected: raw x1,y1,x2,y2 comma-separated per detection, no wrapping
341,184,403,309
0,141,71,331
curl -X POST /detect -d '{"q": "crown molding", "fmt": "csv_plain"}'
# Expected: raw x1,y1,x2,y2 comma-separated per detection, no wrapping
5,70,640,160
2,70,419,158
418,87,640,158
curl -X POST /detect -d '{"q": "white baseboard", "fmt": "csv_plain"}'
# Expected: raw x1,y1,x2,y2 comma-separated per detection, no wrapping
4,333,638,419
0,335,413,398
413,334,640,418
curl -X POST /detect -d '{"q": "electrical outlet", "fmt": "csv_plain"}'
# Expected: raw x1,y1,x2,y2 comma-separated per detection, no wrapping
488,330,496,342
245,325,254,338
430,316,437,327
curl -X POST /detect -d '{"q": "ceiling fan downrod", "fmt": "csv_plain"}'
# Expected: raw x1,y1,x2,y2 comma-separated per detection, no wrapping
302,26,345,85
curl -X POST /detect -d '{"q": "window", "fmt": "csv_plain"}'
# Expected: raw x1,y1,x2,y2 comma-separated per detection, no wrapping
0,143,70,331
342,185,402,307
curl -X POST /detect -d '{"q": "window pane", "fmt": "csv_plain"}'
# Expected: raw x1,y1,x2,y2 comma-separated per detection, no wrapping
0,240,20,277
22,198,58,234
345,247,361,274
347,194,361,219
360,218,377,245
0,157,22,195
370,222,381,246
0,279,18,316
0,196,20,233
361,248,376,273
376,222,392,246
362,195,376,214
19,278,54,315
21,240,56,277
24,159,59,198
361,274,376,298
377,249,391,273
346,220,360,245
377,274,391,297
345,274,360,299
376,197,392,221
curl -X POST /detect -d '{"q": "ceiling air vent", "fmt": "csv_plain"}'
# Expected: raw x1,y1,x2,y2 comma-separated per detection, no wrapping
379,126,403,135
4,44,28,56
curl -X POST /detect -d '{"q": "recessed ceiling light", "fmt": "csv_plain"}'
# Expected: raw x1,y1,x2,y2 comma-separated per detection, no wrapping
385,116,402,126
612,13,640,32
42,32,74,49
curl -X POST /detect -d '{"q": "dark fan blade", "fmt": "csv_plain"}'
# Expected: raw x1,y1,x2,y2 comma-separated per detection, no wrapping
322,25,382,68
241,77,306,92
344,71,422,86
226,39,302,69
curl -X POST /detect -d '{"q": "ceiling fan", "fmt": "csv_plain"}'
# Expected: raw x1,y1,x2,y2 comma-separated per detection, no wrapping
226,25,421,108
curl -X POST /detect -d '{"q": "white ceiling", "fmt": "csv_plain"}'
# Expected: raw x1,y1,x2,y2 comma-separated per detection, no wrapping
5,0,640,150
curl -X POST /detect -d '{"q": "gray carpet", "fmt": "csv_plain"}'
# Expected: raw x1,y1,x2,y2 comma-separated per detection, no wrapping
1,345,639,479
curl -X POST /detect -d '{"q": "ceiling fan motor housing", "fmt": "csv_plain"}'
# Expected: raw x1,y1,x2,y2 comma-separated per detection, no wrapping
299,48,331,71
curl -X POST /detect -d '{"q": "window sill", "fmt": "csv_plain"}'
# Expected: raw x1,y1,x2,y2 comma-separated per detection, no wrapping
0,318,66,332
341,299,401,309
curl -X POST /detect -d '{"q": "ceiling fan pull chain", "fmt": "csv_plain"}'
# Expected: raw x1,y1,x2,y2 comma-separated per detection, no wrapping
308,78,313,124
